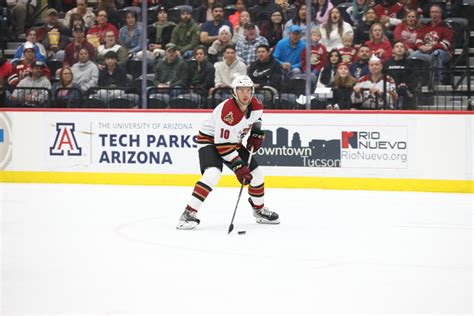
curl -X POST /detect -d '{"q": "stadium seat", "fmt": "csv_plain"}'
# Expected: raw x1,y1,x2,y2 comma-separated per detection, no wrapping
169,94,199,109
47,59,63,79
127,59,144,79
409,57,430,88
118,6,142,26
148,97,168,109
224,5,236,18
109,97,134,109
283,78,306,95
86,98,106,108
444,18,468,49
273,93,297,110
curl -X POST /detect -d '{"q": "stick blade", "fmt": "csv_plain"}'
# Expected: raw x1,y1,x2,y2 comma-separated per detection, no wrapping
228,223,234,234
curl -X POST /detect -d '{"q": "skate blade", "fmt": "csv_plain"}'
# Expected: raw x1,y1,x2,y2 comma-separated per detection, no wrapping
255,218,280,225
176,221,198,230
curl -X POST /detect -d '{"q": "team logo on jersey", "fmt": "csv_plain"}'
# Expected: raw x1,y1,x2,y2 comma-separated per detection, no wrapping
50,123,82,156
223,112,234,124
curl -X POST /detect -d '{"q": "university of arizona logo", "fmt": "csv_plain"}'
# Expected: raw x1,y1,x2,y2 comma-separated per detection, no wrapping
50,123,82,156
223,112,234,124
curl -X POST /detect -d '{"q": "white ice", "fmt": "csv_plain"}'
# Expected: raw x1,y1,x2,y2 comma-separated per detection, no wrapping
1,183,473,315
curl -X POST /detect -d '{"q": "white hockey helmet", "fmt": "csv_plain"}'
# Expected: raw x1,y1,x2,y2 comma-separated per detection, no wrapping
231,75,254,102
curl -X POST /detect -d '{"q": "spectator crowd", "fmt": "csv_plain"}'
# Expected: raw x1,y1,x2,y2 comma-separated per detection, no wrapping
0,0,460,109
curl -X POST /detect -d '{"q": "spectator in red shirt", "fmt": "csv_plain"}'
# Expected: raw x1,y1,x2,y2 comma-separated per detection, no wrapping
373,0,404,29
64,25,97,67
0,56,13,101
7,42,51,87
365,22,392,63
229,0,246,28
410,4,453,83
87,10,119,46
302,27,327,87
393,9,422,54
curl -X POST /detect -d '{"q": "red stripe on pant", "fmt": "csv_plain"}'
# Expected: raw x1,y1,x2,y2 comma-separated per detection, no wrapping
248,183,264,198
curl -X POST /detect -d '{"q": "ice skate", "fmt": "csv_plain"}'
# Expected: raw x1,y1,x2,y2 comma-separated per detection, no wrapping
249,198,280,224
176,208,200,230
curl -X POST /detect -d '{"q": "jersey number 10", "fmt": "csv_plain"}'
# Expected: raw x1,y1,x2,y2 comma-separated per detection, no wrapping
220,129,230,139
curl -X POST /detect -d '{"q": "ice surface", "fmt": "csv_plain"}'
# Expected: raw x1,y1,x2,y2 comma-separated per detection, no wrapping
1,183,472,315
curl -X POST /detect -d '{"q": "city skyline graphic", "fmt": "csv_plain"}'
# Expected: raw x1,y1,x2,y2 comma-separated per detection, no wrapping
254,127,341,167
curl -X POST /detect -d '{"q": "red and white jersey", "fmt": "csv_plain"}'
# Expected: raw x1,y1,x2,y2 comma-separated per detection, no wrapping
196,96,263,162
351,74,397,109
415,21,454,54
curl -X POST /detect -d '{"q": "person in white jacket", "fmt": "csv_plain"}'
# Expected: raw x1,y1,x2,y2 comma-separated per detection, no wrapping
71,48,99,94
211,44,247,97
320,7,353,51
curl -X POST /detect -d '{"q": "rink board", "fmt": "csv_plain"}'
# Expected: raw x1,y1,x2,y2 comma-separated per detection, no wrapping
0,109,472,193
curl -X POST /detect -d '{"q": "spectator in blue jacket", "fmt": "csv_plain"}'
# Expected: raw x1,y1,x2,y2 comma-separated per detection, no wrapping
272,25,306,78
12,28,47,64
119,10,143,58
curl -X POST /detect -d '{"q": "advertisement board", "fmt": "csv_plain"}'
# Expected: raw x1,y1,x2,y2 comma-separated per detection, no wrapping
0,109,472,193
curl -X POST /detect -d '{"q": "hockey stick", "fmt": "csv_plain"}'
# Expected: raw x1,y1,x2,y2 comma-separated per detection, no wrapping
227,146,255,235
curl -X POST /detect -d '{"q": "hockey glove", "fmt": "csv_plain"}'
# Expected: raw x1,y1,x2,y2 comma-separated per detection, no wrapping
246,129,265,151
231,159,253,184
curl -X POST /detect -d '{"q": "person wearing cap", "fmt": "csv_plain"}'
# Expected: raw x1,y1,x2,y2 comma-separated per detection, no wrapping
235,22,268,65
11,28,47,65
207,25,233,63
169,6,200,60
351,54,397,109
154,43,189,91
87,10,119,46
64,25,96,67
139,5,175,64
200,3,233,46
11,60,52,107
63,0,96,29
232,10,259,44
8,42,51,87
272,24,306,78
38,8,70,61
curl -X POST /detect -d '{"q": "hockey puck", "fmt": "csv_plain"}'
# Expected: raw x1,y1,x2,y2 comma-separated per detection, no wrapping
238,231,246,235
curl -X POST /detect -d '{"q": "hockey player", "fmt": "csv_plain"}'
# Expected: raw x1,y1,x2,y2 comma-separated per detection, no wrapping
177,75,280,230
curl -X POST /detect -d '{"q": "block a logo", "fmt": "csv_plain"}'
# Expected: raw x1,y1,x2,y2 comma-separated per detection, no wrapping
50,123,82,156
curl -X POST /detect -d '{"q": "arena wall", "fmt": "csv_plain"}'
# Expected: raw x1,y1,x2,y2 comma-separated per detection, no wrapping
0,109,472,193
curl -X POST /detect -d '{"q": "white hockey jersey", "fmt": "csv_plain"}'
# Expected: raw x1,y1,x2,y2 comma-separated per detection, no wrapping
196,97,263,162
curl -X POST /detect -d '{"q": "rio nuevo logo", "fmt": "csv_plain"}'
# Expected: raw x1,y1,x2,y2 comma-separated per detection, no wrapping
340,130,408,168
